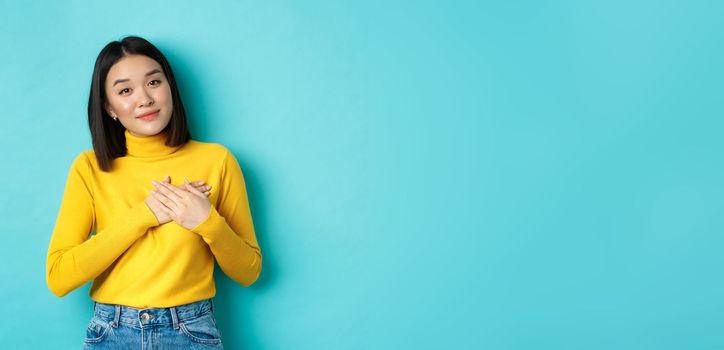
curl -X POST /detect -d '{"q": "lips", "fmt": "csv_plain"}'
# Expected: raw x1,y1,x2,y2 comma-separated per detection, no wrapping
137,110,160,119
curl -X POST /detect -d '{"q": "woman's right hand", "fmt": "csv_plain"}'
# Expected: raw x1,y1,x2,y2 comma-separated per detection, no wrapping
145,176,212,225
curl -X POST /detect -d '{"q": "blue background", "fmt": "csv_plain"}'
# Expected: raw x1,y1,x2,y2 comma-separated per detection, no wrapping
1,0,723,349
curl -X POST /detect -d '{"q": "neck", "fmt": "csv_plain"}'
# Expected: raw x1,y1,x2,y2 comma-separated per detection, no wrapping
124,128,181,157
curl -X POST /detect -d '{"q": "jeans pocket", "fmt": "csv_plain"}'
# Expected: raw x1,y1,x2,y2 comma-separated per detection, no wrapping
84,317,112,344
179,312,223,344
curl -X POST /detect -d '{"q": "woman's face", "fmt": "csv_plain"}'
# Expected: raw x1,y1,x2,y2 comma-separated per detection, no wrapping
104,54,173,137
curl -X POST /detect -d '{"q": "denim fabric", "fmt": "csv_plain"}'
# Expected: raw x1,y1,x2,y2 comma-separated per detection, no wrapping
82,298,224,349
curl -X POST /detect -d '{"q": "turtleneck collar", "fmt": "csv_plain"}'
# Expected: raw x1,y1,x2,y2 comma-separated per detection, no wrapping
125,128,182,158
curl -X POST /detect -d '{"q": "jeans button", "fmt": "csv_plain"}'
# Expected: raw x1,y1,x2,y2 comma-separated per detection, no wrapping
141,313,149,321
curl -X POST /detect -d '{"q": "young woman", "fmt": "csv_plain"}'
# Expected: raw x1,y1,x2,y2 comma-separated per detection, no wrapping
45,36,262,349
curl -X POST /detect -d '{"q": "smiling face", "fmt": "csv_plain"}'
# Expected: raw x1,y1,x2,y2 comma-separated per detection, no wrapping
104,54,173,137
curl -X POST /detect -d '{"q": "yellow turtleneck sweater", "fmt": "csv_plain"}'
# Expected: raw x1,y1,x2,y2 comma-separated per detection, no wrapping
46,129,262,308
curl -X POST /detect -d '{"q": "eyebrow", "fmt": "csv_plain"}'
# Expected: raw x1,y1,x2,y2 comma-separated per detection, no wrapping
112,69,162,87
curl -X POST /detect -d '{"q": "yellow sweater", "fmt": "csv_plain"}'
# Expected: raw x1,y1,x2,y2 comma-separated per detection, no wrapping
46,129,262,308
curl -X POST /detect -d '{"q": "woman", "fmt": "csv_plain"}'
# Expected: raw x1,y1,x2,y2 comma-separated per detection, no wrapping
45,36,262,349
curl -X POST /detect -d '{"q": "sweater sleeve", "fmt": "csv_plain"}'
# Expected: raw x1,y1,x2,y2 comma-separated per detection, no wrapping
45,152,159,297
190,148,262,287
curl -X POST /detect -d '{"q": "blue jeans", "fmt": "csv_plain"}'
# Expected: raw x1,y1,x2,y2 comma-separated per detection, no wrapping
82,298,224,349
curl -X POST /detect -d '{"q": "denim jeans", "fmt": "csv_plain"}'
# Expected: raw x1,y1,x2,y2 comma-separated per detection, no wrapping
82,298,224,349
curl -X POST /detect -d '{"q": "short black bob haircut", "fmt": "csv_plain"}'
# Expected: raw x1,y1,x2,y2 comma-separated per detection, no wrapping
88,36,191,171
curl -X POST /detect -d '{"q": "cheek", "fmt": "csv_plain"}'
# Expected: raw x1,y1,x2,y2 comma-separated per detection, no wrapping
156,86,172,105
109,98,136,115
120,100,136,111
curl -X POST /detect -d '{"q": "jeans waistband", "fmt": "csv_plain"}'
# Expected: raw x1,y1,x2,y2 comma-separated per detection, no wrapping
92,298,215,329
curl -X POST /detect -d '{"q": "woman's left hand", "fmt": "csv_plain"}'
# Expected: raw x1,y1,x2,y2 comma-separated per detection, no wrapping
150,178,212,230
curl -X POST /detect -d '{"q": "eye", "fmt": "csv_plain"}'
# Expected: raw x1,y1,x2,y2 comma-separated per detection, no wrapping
119,88,130,95
149,79,162,86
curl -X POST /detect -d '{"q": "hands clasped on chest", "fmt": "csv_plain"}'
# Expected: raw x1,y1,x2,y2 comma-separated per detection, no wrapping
144,175,212,230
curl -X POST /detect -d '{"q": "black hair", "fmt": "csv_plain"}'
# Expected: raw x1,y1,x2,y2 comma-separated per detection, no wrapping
88,35,191,171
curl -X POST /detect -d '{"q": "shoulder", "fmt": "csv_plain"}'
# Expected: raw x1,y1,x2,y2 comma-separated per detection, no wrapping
185,139,235,162
69,149,96,170
186,140,245,178
63,150,98,182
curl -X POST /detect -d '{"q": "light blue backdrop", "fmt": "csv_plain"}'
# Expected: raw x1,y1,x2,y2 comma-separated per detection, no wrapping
1,0,722,349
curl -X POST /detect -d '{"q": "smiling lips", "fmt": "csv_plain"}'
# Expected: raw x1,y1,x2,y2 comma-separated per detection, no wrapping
137,110,160,120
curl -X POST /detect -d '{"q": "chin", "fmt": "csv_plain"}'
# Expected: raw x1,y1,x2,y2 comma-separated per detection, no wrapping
128,125,167,138
143,117,171,130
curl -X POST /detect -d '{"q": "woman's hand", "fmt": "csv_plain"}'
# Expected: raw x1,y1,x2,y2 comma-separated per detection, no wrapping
145,176,212,225
149,177,212,230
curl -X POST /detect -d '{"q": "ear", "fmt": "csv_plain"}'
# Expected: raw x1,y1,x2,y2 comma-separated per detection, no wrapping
104,101,116,117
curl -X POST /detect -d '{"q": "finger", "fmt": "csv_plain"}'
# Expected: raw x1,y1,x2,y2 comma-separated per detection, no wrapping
147,193,163,208
156,200,174,218
177,184,209,195
160,178,189,198
184,179,206,198
203,191,210,197
193,181,206,185
153,181,183,202
157,177,173,194
147,195,172,217
192,184,209,190
151,189,180,212
184,179,205,197
193,186,209,194
153,179,186,202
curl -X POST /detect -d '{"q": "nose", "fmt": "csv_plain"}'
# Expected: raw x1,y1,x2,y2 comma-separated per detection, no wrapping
138,89,155,108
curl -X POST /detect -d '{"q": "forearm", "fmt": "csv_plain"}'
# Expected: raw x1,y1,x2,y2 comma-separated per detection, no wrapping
46,202,158,297
191,206,262,286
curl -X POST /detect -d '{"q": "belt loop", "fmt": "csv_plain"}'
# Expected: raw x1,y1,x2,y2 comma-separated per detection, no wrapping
112,305,120,328
210,298,214,313
170,306,180,329
93,302,97,314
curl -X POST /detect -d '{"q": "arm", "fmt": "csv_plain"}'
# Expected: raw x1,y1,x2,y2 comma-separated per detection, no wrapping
45,152,159,297
190,148,262,286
